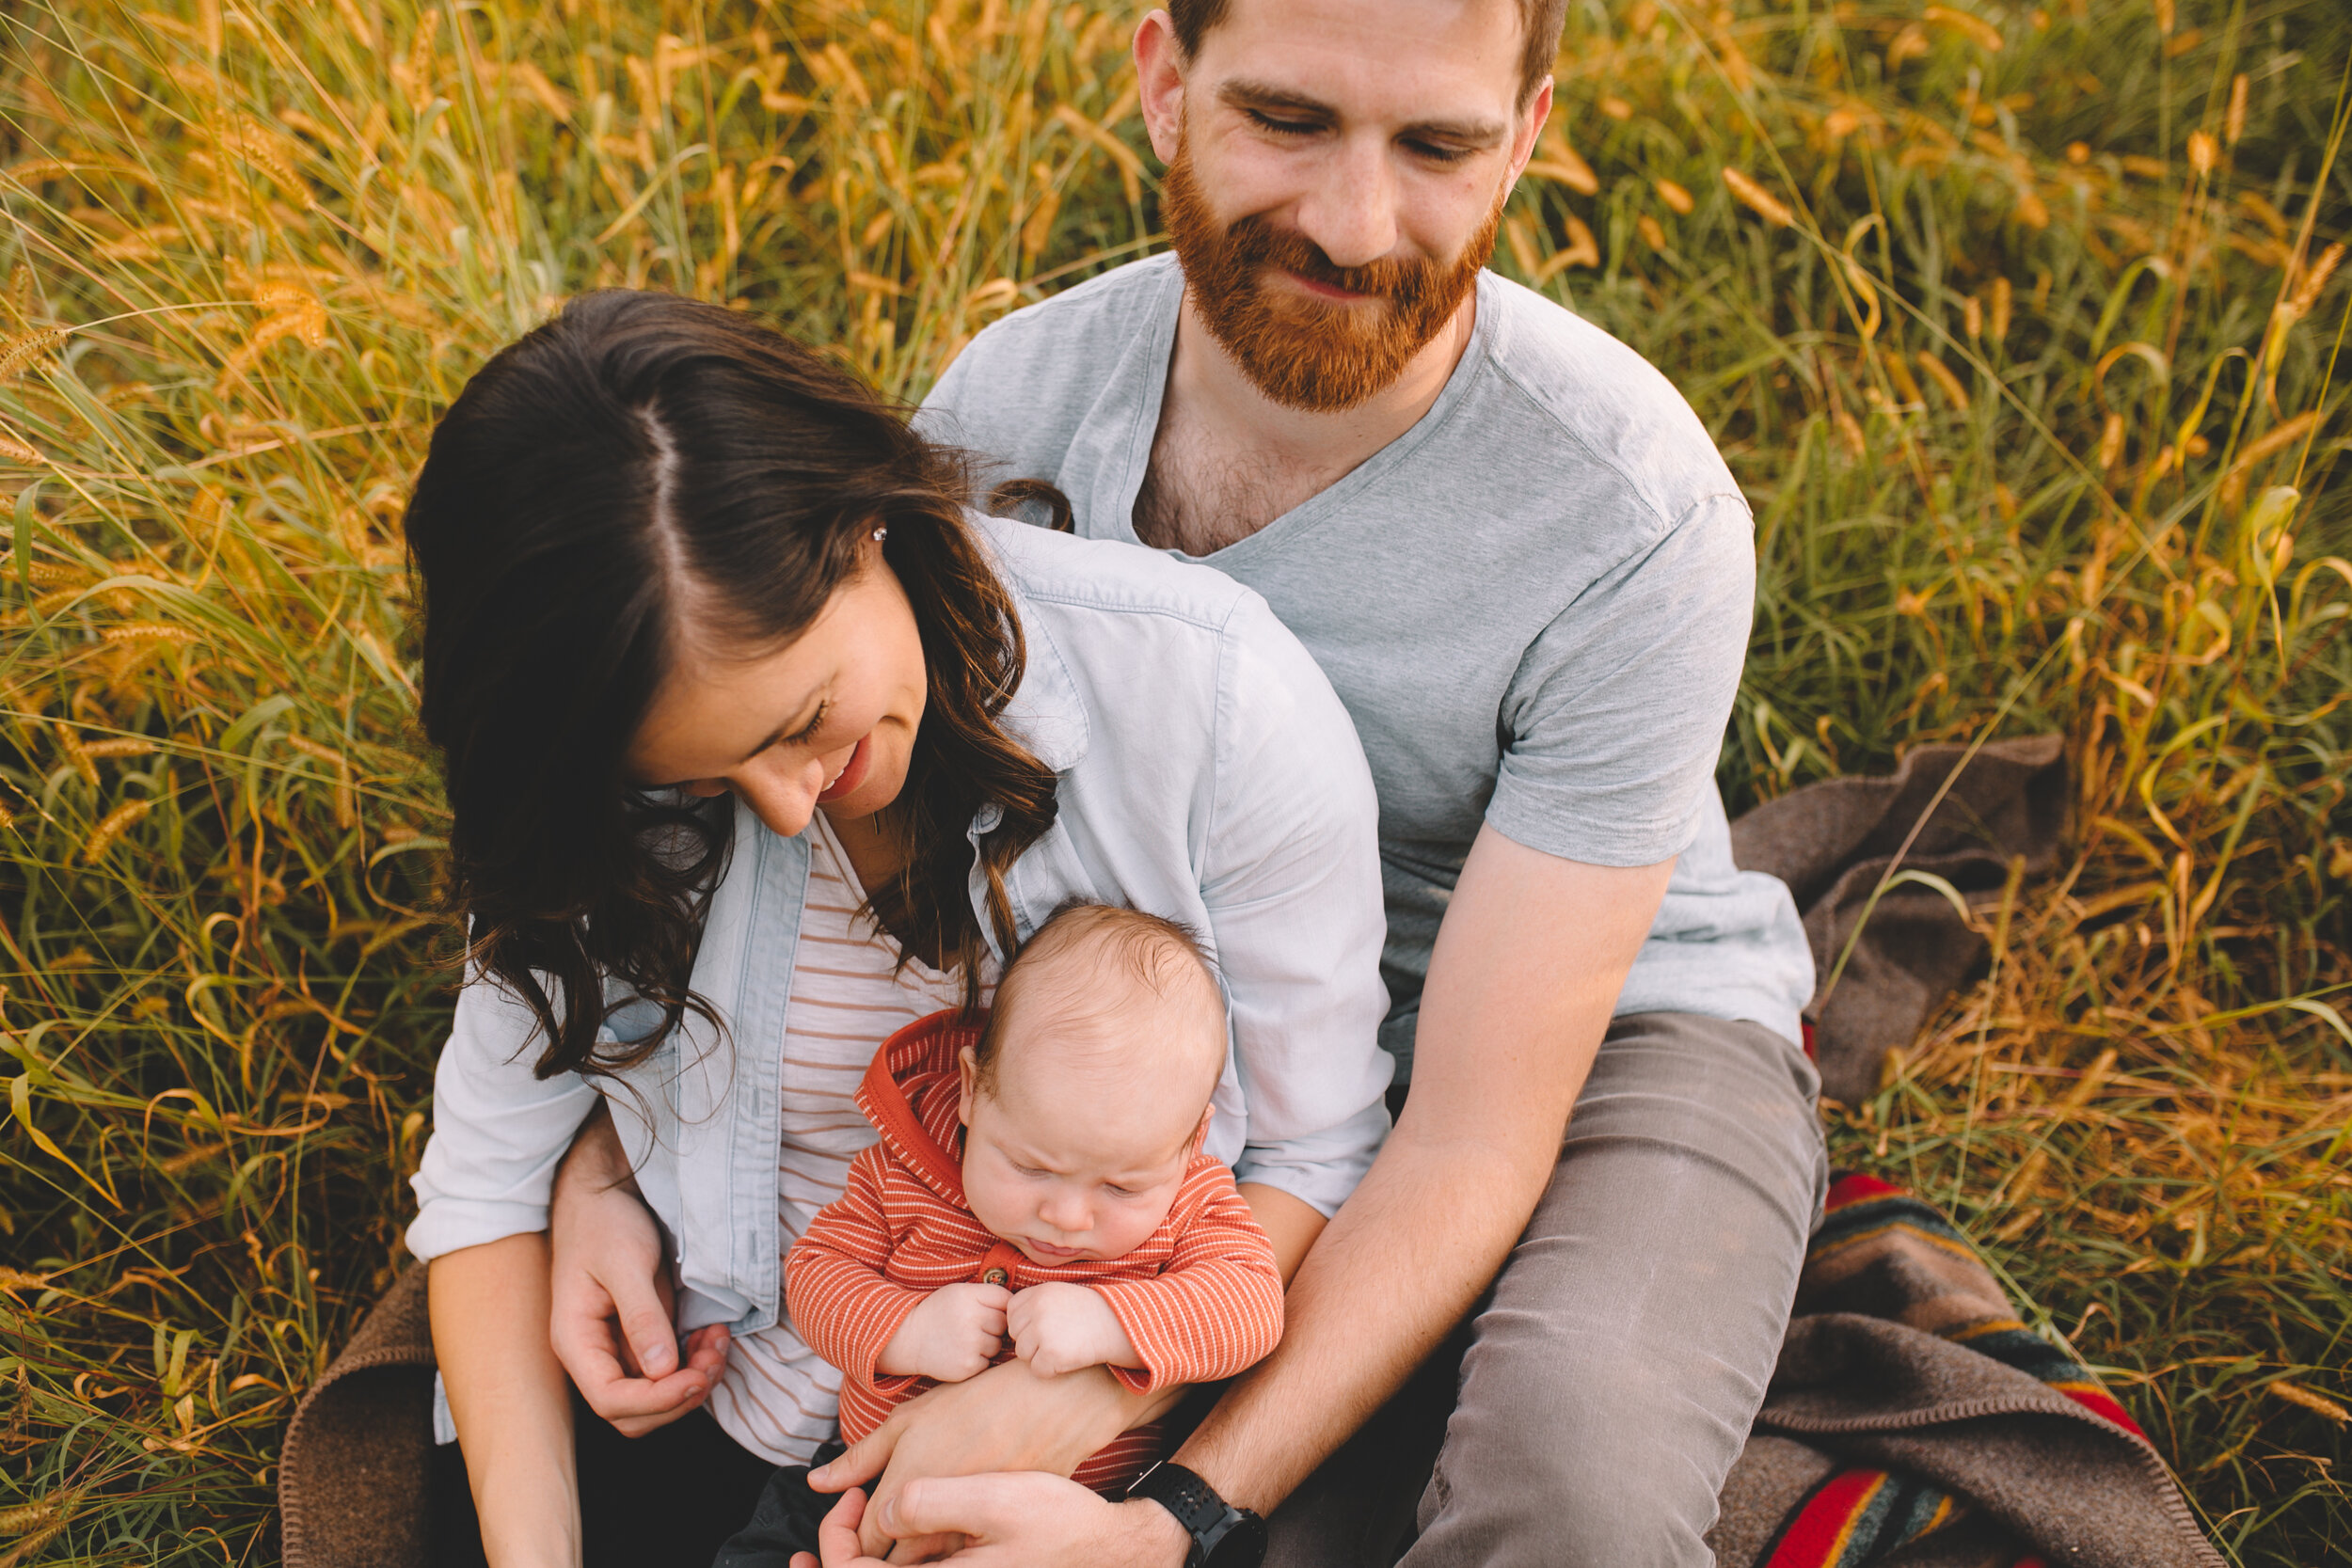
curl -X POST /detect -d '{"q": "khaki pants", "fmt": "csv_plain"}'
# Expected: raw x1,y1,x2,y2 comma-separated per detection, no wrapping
1265,1012,1827,1568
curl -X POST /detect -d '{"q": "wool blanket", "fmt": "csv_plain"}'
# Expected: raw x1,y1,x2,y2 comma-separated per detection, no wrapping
1703,1172,2218,1568
279,736,2219,1566
1729,734,2070,1105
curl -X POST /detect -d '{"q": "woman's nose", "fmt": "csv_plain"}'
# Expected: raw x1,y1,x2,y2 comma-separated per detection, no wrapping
728,752,833,838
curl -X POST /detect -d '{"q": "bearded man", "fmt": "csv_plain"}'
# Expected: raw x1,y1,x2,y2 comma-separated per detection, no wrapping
547,1,1823,1564
882,3,1824,1561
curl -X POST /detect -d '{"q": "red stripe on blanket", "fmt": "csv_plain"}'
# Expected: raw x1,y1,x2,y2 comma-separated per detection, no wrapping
1824,1171,1902,1212
2051,1381,2149,1440
1763,1467,1887,1568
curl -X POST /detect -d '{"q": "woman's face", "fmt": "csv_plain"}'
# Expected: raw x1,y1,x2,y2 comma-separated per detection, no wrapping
625,545,928,841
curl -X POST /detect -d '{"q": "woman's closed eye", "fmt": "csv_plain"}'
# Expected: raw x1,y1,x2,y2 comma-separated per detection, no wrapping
787,699,834,746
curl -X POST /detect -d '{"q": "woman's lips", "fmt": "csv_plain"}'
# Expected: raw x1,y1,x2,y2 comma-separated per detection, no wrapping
816,733,871,803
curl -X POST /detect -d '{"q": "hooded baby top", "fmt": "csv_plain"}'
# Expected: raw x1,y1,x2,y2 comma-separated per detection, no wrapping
784,1009,1285,1493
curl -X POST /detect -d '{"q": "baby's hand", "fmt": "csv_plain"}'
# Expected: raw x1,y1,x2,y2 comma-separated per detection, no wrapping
875,1283,1010,1384
1006,1282,1139,1378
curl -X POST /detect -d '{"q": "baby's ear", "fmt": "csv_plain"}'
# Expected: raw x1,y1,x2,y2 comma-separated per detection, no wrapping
957,1044,979,1127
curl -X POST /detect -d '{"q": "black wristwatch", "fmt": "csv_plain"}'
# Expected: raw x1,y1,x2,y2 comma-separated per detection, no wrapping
1125,1462,1268,1568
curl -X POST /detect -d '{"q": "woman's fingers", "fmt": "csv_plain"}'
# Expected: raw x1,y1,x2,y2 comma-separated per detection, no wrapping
547,1118,678,1389
555,1309,712,1432
604,1258,684,1380
684,1322,733,1380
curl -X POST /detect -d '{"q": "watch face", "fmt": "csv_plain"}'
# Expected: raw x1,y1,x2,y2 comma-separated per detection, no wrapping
1205,1510,1268,1568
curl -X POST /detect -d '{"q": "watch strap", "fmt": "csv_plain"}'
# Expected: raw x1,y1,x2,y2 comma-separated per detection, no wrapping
1125,1461,1265,1568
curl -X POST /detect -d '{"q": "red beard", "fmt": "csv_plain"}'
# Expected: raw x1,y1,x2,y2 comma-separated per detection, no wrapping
1159,139,1502,413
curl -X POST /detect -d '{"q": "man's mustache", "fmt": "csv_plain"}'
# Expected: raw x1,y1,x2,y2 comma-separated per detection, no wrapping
1218,215,1442,308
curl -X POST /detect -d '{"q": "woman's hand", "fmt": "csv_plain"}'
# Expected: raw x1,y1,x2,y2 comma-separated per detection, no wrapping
808,1357,1169,1559
788,1479,1189,1568
547,1102,730,1435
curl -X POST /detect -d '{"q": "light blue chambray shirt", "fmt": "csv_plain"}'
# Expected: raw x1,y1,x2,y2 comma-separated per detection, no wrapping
405,515,1394,1338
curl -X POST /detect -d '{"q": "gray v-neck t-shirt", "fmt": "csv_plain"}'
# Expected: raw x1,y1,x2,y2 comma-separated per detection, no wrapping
919,255,1811,1077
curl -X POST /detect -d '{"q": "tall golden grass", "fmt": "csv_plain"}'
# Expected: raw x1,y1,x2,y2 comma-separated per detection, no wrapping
1,0,2346,1560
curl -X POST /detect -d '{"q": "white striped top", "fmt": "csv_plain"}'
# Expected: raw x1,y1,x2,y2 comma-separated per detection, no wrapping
706,813,996,1465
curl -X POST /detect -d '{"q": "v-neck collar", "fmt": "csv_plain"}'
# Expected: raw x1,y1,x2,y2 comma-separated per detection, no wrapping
805,810,960,988
1085,257,1506,571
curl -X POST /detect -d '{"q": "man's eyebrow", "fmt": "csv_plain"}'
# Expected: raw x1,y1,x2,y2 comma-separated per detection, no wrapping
1215,78,1509,147
1217,78,1339,120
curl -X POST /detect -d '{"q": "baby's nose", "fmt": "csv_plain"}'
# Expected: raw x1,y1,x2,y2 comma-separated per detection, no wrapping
1040,1192,1093,1233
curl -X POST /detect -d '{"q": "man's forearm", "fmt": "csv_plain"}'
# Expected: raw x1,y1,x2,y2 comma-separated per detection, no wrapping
1173,1128,1564,1513
1173,829,1672,1521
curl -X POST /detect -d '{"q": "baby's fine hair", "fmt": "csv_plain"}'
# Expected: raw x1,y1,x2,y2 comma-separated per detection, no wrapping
972,900,1223,1096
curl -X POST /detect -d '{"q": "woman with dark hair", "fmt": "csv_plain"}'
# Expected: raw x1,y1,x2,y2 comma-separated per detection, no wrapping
400,290,1391,1565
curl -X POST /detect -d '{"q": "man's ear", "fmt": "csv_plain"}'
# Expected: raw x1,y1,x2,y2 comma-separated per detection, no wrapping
1134,8,1187,164
1507,77,1555,183
958,1044,979,1127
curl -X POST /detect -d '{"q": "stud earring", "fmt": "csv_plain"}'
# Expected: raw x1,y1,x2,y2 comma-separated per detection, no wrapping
870,526,888,543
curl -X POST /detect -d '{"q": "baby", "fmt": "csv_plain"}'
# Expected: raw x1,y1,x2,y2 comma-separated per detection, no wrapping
787,901,1284,1497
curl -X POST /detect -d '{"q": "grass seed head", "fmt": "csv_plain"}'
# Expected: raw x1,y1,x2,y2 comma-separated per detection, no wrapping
82,800,154,863
1722,166,1792,227
0,325,65,381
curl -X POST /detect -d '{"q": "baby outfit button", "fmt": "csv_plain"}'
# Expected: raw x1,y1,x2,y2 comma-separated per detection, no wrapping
980,1267,1009,1286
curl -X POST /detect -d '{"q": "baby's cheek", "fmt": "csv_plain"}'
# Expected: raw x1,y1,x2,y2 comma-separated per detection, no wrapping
1104,1195,1180,1256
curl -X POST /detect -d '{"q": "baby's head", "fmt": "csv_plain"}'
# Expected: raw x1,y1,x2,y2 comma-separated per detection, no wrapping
957,902,1226,1266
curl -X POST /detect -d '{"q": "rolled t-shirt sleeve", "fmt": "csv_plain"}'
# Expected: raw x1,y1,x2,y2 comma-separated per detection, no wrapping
1487,492,1756,868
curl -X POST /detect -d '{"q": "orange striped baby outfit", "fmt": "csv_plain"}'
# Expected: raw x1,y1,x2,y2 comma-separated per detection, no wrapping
785,1009,1284,1494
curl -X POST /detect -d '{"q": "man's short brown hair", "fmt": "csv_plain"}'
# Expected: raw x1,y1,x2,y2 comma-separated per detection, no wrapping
1165,0,1567,109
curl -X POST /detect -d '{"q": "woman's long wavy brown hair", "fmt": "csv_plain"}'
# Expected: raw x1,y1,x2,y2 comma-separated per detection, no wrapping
405,289,1059,1079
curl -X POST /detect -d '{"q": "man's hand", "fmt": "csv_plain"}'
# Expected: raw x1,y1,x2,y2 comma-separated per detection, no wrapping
787,1478,1190,1568
876,1284,1011,1383
548,1102,729,1435
1005,1284,1136,1378
808,1356,1169,1559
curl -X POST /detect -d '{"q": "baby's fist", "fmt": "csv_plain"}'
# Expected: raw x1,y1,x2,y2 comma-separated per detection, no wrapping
1007,1283,1138,1378
878,1282,1009,1384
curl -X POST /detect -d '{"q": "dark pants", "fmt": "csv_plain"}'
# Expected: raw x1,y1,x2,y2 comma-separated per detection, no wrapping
426,1397,773,1568
709,1447,847,1567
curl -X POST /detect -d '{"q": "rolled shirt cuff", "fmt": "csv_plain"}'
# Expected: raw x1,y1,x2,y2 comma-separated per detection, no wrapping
1231,1099,1392,1218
